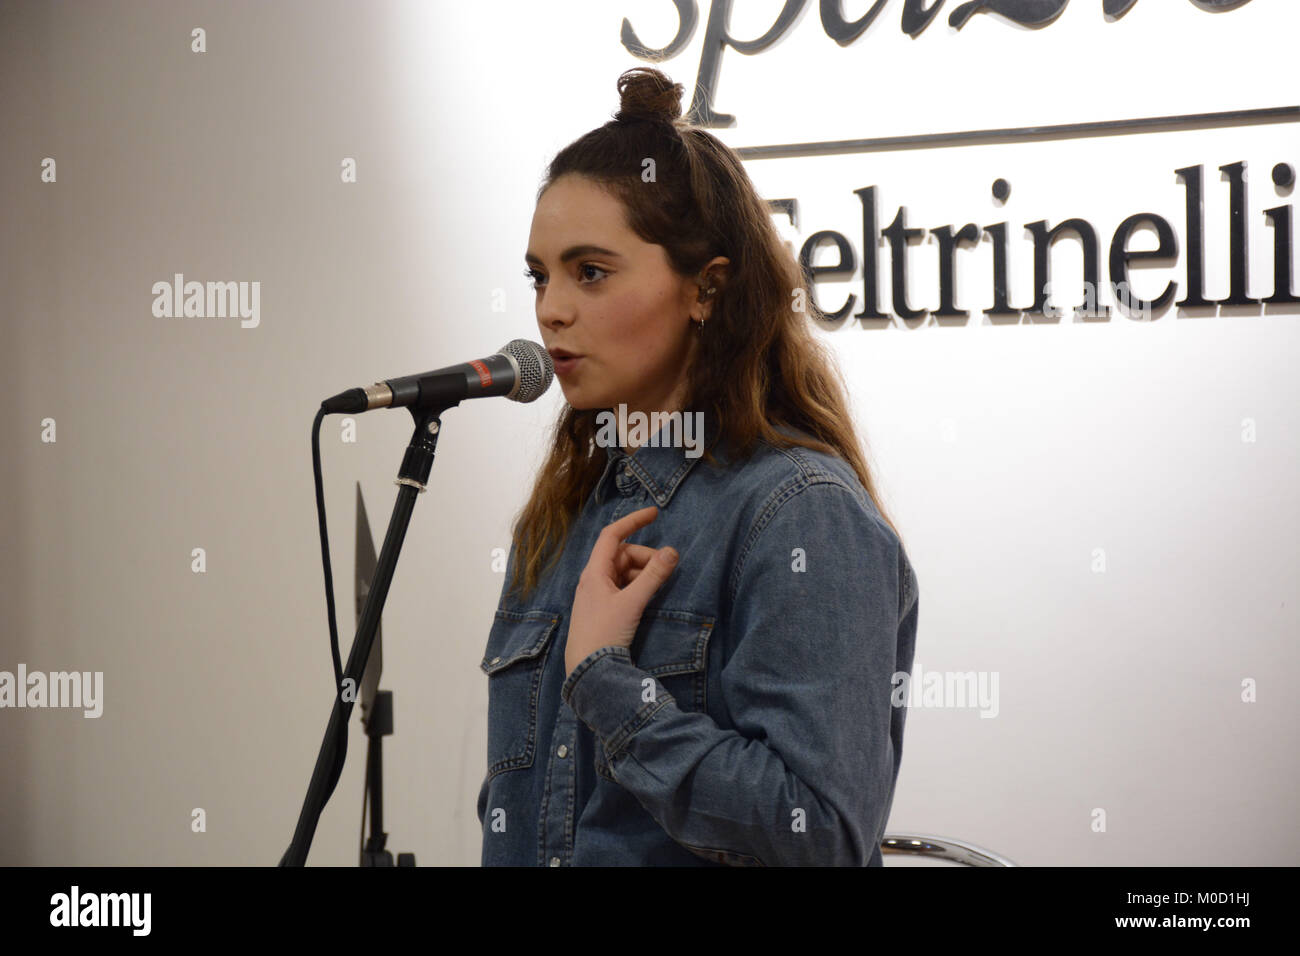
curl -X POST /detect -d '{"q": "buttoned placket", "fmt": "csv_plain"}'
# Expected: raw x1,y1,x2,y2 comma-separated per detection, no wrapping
539,707,579,866
615,458,639,496
540,452,648,865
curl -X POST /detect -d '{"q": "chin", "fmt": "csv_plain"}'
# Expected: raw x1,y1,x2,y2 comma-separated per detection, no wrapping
559,386,608,412
559,389,592,411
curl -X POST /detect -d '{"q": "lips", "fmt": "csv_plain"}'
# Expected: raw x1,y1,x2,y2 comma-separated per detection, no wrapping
549,350,583,377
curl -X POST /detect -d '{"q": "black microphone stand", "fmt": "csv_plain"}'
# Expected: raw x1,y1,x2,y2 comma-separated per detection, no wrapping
355,484,415,867
280,398,453,866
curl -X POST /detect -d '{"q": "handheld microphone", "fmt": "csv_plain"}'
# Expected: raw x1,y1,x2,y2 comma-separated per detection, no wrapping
320,339,554,414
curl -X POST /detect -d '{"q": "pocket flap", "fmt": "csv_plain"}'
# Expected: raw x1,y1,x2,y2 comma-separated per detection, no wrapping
630,607,714,677
481,609,561,675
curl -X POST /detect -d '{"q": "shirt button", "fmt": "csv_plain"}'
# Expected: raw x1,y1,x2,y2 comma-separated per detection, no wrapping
550,857,561,867
489,657,501,665
556,745,568,758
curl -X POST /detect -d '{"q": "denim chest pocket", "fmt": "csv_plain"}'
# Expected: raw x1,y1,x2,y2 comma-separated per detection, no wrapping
595,607,715,784
480,608,561,781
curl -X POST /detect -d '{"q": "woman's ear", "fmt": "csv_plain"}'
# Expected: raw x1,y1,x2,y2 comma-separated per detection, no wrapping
700,256,730,291
694,256,730,320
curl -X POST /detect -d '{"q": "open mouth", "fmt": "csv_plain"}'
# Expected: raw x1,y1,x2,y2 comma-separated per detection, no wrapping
552,354,582,375
548,348,583,375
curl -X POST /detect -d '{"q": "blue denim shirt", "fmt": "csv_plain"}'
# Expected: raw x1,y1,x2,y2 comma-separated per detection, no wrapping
477,414,919,866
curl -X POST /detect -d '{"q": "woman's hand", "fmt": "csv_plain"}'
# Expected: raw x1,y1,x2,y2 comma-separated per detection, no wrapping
564,506,679,678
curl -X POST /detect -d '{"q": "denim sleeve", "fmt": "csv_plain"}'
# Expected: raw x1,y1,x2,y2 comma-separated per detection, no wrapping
561,476,908,866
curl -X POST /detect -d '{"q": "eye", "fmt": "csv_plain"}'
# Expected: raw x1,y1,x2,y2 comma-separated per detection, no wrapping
524,264,609,290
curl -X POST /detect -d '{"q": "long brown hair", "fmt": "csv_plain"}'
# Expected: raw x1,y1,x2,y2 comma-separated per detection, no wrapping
507,66,903,600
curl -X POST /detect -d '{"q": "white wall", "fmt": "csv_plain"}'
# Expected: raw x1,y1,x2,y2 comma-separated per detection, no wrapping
0,0,1295,865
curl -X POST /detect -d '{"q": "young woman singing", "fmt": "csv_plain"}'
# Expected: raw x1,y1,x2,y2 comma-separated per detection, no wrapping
478,66,919,867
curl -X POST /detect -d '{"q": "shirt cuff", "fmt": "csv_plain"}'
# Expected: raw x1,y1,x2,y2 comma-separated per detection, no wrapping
560,645,670,757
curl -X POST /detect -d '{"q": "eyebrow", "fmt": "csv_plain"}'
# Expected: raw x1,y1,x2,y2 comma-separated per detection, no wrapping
524,244,623,266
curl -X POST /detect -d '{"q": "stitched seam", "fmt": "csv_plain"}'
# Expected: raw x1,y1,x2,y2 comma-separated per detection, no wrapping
560,644,626,704
902,561,918,617
776,441,872,511
604,692,673,760
485,619,555,780
623,455,700,507
561,720,576,862
481,613,559,673
727,472,859,607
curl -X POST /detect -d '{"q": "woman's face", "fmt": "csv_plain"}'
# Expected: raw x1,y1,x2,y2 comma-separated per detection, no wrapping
525,174,711,418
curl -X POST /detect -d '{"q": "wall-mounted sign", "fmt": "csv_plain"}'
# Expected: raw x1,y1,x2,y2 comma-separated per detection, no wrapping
618,0,1292,325
623,0,1258,127
790,161,1296,325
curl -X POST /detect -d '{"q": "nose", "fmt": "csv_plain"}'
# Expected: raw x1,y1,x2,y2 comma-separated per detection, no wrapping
536,283,575,334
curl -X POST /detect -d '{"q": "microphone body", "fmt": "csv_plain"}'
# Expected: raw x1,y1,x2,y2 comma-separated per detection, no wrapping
321,339,553,414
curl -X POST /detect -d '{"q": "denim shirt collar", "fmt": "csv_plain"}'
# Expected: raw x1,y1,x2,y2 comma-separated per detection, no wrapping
595,408,716,509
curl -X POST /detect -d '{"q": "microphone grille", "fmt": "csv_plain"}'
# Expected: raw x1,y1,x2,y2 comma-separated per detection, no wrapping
499,339,554,403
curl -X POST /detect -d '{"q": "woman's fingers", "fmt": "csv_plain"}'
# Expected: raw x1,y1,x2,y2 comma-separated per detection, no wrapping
615,543,658,586
590,507,659,570
619,543,658,566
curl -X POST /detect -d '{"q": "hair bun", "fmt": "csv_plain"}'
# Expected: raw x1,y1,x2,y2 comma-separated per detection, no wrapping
614,67,684,127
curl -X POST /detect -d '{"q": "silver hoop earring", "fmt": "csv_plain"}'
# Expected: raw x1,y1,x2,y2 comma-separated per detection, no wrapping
695,284,716,332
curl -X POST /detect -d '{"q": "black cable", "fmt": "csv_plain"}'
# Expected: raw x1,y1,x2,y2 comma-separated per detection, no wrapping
277,407,357,866
312,407,345,688
311,406,349,818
